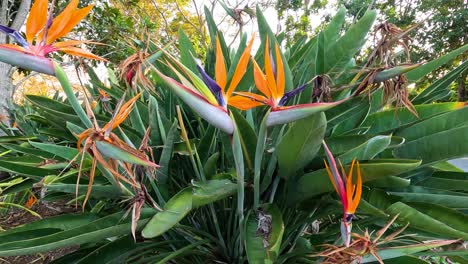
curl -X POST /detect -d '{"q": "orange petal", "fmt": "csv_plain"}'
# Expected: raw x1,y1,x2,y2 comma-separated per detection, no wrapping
0,44,28,53
103,93,141,132
45,0,79,43
215,36,227,91
229,95,265,110
26,0,48,43
59,47,106,61
252,58,271,98
264,38,278,101
346,160,356,204
225,34,255,99
324,160,339,194
53,40,104,48
47,3,93,44
352,161,363,212
274,43,285,97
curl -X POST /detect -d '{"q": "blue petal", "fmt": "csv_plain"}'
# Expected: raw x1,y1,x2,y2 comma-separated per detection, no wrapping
0,25,28,48
195,64,225,107
270,51,276,78
278,83,307,106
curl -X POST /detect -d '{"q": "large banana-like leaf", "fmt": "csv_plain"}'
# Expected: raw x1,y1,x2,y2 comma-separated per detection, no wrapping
245,204,284,264
277,113,326,179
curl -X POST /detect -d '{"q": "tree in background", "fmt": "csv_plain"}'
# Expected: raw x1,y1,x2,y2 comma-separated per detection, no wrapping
81,0,208,65
275,0,467,100
0,0,31,124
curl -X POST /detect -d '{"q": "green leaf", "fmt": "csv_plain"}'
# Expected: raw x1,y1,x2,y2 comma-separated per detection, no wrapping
54,63,93,128
412,61,468,104
405,44,468,83
324,10,377,73
245,204,284,264
0,160,55,180
361,102,465,134
0,213,99,242
395,107,468,142
142,189,192,238
191,179,237,207
394,124,468,166
0,136,36,143
95,141,157,167
0,210,155,256
338,135,392,164
231,110,257,172
254,111,269,208
157,120,178,184
178,28,198,73
29,142,87,161
47,184,123,199
389,188,468,209
293,159,421,202
277,113,326,178
386,202,468,240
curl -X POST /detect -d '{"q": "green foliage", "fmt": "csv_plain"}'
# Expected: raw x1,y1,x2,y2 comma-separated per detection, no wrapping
0,5,467,264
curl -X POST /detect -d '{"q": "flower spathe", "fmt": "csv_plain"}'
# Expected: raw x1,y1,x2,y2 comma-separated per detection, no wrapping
323,140,362,247
0,0,105,75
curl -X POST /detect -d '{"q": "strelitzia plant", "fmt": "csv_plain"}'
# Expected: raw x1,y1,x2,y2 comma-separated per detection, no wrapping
230,39,343,126
154,36,255,134
0,0,104,76
323,140,362,247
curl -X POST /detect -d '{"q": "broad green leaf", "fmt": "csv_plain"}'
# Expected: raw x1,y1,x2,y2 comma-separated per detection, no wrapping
394,124,468,165
361,102,465,134
95,141,157,167
254,111,269,208
142,189,192,238
331,102,369,135
325,95,369,129
386,202,468,240
396,106,468,142
0,160,55,180
245,204,284,264
74,235,140,264
277,113,326,178
405,44,468,83
0,143,59,160
338,135,392,164
192,179,237,207
54,63,93,128
178,28,198,73
29,142,88,161
231,110,257,172
0,136,36,143
324,10,376,73
412,61,468,104
157,120,178,184
389,188,468,209
416,172,468,192
293,159,421,202
47,184,123,199
0,210,155,256
0,214,99,241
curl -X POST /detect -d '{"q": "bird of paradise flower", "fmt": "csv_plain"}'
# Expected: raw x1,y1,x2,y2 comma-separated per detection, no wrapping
0,0,105,75
322,140,362,247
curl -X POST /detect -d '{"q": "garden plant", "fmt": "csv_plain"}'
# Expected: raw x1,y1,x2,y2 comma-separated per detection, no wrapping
0,0,467,263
